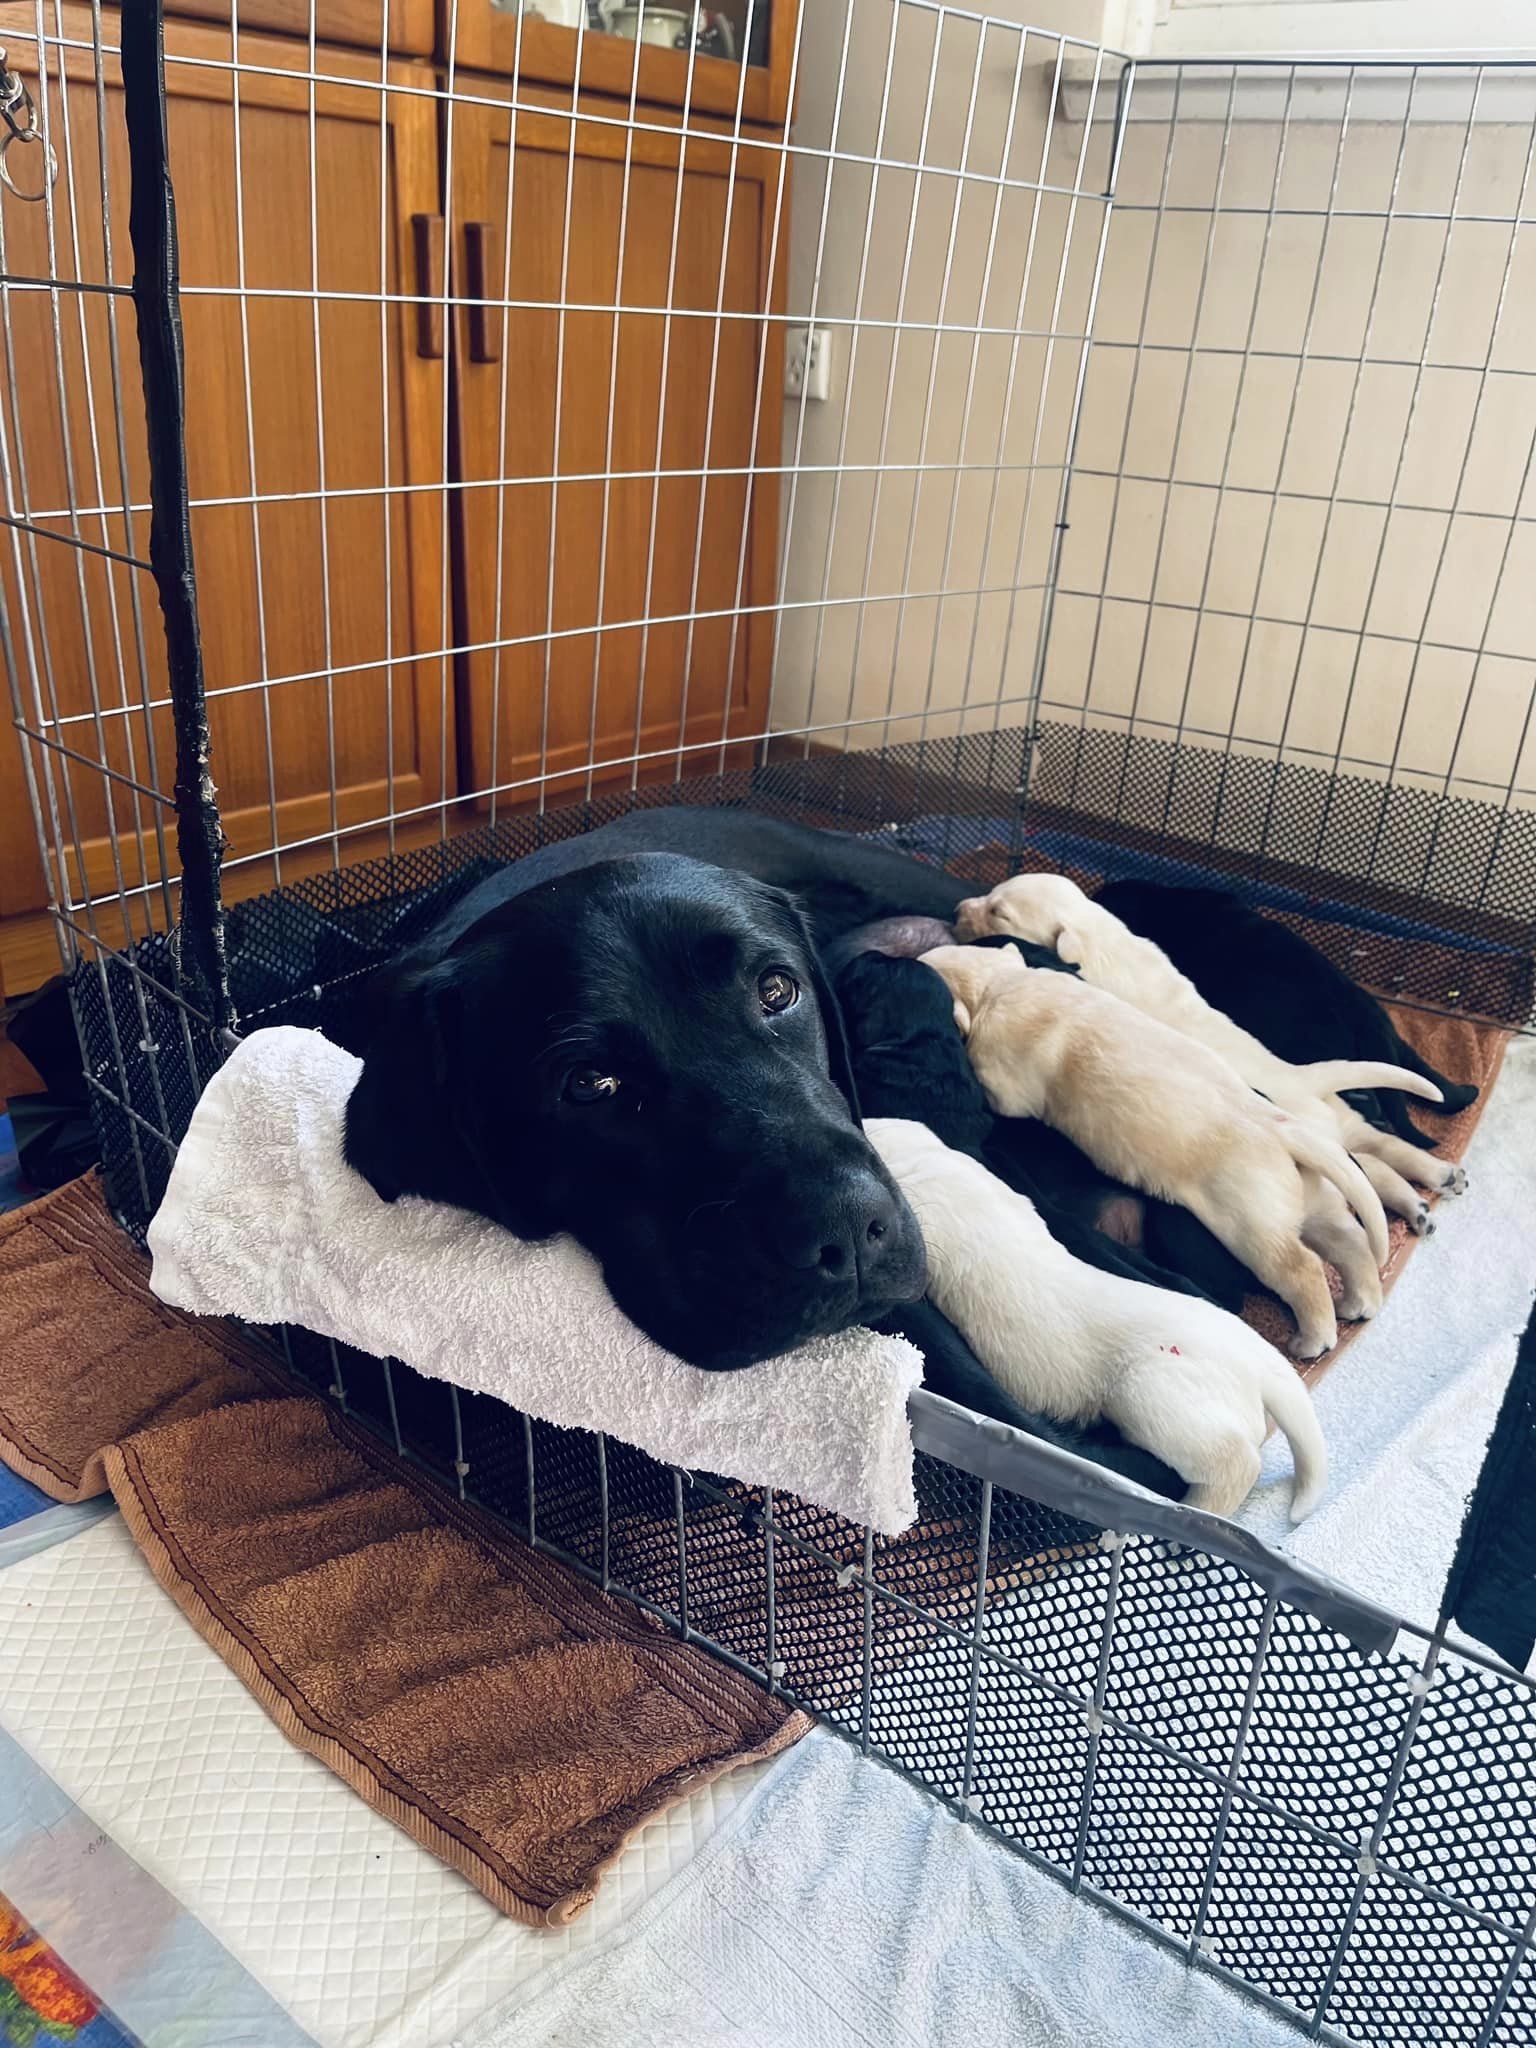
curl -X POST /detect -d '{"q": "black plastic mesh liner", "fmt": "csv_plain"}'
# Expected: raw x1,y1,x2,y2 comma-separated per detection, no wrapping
220,1327,1536,2048
1082,1729,1228,1937
1200,1794,1361,2014
1023,723,1536,1025
1323,1876,1521,2047
1490,1953,1536,2047
1379,1661,1536,1928
1240,1605,1416,1843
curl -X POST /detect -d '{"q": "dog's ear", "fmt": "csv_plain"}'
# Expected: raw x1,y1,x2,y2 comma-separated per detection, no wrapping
343,951,556,1236
1051,923,1084,967
951,997,973,1038
808,940,863,1122
343,957,474,1204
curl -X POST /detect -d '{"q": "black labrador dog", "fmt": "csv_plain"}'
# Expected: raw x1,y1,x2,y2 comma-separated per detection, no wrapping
1095,879,1478,1148
346,845,932,1371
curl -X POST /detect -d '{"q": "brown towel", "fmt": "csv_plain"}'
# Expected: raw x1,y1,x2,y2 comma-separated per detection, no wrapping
0,1175,287,1500
0,1176,808,1925
107,1395,805,1925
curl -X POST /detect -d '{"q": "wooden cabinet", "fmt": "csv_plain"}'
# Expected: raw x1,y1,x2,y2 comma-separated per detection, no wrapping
449,74,785,808
0,4,795,990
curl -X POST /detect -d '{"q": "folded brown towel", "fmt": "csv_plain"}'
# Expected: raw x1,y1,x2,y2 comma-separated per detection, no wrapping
107,1394,805,1924
0,1175,286,1500
0,1176,808,1924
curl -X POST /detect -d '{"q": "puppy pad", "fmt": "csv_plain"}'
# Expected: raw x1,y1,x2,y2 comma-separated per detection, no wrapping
148,1026,923,1533
0,1515,780,2048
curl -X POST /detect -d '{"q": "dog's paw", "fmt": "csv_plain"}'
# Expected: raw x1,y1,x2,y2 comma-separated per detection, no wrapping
1289,1330,1334,1363
1410,1200,1433,1237
1337,1293,1379,1324
1441,1164,1469,1196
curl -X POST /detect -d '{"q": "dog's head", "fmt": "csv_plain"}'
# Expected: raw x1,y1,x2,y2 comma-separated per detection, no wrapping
836,952,992,1156
344,853,926,1369
954,872,1092,962
918,940,1026,1039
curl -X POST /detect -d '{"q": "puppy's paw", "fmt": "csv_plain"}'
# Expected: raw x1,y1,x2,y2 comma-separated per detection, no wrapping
1337,1292,1379,1324
1289,1329,1334,1363
1409,1200,1433,1237
1441,1164,1469,1197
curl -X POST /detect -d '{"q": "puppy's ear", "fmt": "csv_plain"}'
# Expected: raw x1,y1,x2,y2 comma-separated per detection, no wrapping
951,997,973,1038
1051,923,1084,967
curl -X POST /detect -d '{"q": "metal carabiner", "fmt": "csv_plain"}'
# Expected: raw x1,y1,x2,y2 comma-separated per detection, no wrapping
0,45,58,201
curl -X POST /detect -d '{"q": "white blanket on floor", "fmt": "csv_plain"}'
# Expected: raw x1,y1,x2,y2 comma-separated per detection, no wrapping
455,1730,1308,2048
147,1027,923,1534
0,1515,774,2048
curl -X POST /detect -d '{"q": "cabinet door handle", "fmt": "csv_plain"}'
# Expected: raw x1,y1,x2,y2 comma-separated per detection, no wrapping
464,221,501,365
411,213,445,359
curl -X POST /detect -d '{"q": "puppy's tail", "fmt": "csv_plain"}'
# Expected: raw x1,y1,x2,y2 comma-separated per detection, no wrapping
1278,1118,1390,1265
1294,1058,1444,1105
1257,1350,1329,1523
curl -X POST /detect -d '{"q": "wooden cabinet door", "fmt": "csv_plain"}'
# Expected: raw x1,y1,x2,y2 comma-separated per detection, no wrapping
449,77,785,811
0,13,445,990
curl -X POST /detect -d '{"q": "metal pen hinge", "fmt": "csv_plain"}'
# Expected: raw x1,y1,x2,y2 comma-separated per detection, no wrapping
0,48,59,203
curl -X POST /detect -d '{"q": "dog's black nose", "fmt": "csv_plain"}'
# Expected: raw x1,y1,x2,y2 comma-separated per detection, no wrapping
772,1174,912,1288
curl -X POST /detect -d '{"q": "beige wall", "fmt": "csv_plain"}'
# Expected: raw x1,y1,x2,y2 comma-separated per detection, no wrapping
772,17,1536,837
771,1,1124,751
1049,75,1536,816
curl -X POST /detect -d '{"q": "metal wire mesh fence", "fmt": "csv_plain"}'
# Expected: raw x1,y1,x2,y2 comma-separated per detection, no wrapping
274,1330,1536,2048
3,7,1536,2044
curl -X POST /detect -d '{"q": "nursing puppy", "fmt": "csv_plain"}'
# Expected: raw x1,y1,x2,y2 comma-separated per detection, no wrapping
1095,878,1478,1147
836,950,1244,1306
957,873,1465,1230
922,942,1386,1360
869,1118,1326,1520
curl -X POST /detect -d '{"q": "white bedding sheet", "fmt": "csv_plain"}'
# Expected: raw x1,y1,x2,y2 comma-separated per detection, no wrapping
0,1515,773,2048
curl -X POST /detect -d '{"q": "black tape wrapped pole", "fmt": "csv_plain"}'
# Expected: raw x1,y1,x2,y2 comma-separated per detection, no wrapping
1437,1305,1536,1674
121,0,235,1039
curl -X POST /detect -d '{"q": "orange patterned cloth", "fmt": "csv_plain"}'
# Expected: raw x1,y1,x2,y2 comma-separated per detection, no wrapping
0,1893,101,2043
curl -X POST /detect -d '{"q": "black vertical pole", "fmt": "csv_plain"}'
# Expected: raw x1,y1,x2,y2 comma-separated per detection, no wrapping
120,0,234,1037
1438,1306,1536,1673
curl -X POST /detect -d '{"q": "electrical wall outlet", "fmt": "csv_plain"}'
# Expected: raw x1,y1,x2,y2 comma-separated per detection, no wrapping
784,326,832,403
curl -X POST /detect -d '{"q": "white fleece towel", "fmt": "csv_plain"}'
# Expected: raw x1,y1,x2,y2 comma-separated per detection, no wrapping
146,1027,922,1534
455,1729,1309,2048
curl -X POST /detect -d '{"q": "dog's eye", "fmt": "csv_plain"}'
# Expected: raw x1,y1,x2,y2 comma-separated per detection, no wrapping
565,1067,621,1104
758,969,800,1014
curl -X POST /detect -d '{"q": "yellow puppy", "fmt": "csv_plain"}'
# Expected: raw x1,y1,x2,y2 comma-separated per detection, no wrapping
922,942,1386,1361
